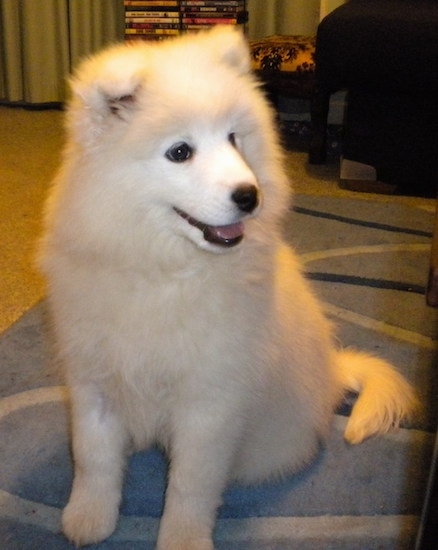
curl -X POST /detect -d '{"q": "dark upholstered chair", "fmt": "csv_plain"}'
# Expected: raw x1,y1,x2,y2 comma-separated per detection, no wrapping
309,0,438,197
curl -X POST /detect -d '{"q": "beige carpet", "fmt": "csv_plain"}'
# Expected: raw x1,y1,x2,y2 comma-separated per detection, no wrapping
0,105,435,333
1,107,63,332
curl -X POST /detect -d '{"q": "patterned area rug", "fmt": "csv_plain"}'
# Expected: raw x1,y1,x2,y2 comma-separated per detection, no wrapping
1,194,437,549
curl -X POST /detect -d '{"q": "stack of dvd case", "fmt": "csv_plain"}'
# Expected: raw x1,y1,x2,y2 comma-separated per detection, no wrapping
124,1,248,40
125,1,181,40
180,1,248,32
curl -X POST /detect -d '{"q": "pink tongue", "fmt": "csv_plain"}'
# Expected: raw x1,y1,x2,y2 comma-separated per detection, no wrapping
203,222,244,247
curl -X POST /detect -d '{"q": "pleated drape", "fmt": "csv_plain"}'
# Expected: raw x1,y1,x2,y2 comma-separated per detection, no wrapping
68,0,125,70
0,0,124,105
247,0,347,40
248,0,321,40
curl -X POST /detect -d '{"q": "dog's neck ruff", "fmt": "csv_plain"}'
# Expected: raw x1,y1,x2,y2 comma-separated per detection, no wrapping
174,207,244,247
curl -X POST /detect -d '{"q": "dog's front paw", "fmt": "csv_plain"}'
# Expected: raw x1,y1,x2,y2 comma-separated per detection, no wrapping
156,535,214,550
156,515,214,550
156,518,214,550
62,488,119,546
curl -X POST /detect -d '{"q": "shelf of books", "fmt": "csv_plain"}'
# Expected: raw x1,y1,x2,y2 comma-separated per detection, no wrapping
124,1,248,41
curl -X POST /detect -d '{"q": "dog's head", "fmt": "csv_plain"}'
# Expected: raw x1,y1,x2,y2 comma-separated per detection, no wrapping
65,27,290,256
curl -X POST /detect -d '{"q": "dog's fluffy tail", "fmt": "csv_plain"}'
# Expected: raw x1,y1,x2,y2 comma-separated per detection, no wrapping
336,349,419,445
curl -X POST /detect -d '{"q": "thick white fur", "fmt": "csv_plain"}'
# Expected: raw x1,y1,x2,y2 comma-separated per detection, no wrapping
38,27,418,550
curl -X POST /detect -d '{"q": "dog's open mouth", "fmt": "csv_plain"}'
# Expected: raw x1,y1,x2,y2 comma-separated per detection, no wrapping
174,207,244,247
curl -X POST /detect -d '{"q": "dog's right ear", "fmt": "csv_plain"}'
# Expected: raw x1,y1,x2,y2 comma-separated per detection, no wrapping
206,26,251,76
68,44,147,143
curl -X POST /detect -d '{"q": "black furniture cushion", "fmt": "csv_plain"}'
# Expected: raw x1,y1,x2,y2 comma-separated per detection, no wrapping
316,0,438,94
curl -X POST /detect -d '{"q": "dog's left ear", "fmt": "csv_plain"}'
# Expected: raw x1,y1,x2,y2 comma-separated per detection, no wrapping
70,44,147,115
107,92,138,120
208,26,251,76
67,44,148,143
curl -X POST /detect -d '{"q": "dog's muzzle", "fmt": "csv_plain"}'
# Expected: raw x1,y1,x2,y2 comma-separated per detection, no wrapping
175,184,259,248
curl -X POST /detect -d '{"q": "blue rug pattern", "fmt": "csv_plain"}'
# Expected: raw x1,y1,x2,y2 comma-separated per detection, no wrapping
1,195,437,549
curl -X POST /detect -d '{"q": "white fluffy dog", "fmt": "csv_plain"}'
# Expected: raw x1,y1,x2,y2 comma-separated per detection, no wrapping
38,27,417,550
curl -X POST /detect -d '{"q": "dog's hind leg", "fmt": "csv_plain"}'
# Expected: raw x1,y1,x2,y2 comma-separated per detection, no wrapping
336,348,419,444
62,383,128,546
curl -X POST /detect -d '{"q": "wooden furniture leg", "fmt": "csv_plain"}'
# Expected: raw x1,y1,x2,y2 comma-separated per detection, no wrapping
309,85,330,164
426,197,438,307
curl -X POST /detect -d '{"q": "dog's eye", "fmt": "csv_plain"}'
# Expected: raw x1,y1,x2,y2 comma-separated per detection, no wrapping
165,142,193,163
228,133,237,147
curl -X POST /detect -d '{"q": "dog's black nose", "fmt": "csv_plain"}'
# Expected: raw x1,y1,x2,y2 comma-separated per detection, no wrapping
232,185,259,213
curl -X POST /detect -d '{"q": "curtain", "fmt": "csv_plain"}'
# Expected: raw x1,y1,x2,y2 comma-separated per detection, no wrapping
247,0,347,40
319,0,347,20
68,0,125,69
248,0,321,40
0,1,345,105
0,0,124,104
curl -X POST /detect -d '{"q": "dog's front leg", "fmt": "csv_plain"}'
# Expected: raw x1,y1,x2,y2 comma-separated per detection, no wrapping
156,405,241,550
62,383,128,546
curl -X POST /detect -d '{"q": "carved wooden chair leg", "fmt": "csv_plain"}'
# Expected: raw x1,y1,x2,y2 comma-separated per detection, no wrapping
426,196,438,307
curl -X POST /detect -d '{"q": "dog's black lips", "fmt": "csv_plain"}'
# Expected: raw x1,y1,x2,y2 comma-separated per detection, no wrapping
174,207,244,247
